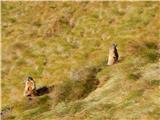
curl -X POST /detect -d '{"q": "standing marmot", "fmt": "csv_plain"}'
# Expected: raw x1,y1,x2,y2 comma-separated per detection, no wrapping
107,43,119,65
24,76,36,97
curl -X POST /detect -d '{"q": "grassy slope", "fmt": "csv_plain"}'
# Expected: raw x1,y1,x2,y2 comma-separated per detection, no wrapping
2,1,160,120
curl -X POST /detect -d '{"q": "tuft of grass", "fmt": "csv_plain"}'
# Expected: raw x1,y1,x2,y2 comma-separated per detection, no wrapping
128,72,141,81
127,41,159,63
67,101,84,114
143,49,159,63
126,89,144,101
54,102,69,116
147,79,160,86
149,107,160,119
21,105,50,120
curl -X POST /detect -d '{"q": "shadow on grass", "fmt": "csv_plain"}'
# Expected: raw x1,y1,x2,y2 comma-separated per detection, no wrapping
35,85,54,96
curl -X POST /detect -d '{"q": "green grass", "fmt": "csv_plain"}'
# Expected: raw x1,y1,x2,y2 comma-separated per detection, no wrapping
148,79,160,86
2,1,160,120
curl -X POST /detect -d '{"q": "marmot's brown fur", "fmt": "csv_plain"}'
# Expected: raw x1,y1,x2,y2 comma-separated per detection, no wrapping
24,76,36,97
107,44,119,65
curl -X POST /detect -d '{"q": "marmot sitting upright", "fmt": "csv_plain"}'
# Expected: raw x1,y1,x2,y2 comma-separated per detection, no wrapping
24,76,36,97
107,43,119,65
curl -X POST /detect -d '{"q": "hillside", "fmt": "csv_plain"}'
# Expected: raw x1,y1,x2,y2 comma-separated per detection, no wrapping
1,1,160,120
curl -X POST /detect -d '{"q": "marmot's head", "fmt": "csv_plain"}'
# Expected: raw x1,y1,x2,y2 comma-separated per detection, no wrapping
28,76,33,81
109,43,117,53
112,43,117,48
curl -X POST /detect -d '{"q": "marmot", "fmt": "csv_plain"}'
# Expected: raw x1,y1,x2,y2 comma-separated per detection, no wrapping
24,76,36,97
107,43,119,65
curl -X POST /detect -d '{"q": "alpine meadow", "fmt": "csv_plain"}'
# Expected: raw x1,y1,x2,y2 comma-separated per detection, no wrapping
1,1,160,120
